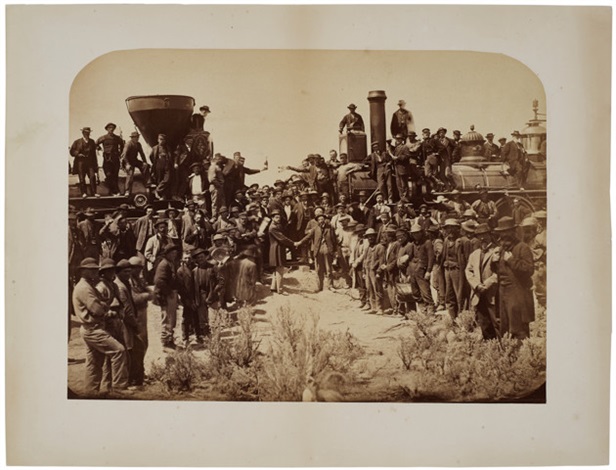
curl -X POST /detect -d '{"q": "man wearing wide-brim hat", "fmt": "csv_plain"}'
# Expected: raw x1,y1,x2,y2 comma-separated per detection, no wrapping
390,99,415,140
69,126,100,198
121,130,150,196
144,218,170,279
362,227,385,315
339,103,365,134
76,207,100,259
153,243,181,349
187,160,208,208
441,218,465,319
72,257,129,395
493,216,535,340
464,223,500,339
297,210,336,293
96,122,124,196
483,132,500,161
349,222,369,308
405,223,435,316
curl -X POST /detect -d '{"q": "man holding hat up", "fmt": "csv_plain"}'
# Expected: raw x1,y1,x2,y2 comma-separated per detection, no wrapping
493,216,535,340
96,123,124,195
121,131,150,196
70,127,99,198
72,258,128,395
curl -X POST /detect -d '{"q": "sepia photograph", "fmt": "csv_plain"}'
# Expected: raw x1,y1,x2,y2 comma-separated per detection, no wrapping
68,49,547,402
6,4,610,467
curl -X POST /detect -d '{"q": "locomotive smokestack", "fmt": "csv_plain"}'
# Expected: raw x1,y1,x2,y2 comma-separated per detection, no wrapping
367,90,387,152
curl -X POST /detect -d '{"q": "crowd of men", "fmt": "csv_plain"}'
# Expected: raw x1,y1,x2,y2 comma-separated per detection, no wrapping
69,101,547,397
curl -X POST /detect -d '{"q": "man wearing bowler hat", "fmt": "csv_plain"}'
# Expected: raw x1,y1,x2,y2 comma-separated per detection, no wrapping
501,130,529,189
493,216,535,340
465,223,500,339
96,122,124,195
70,127,99,198
121,131,150,196
390,99,415,139
338,103,365,134
154,244,181,349
483,132,500,161
72,258,128,395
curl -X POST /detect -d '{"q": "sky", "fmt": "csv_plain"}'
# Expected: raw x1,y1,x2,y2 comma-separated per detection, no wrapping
70,49,546,186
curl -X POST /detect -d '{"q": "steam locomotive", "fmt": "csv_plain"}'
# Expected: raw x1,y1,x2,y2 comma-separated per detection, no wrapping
69,91,546,218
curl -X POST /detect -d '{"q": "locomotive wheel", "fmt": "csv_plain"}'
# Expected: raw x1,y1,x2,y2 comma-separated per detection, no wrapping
131,193,150,209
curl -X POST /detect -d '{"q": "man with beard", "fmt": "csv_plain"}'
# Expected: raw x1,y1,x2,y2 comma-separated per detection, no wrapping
349,223,369,309
128,256,152,378
350,190,371,225
96,122,124,196
149,134,174,200
483,133,501,161
187,162,208,209
121,131,150,196
366,142,394,204
72,258,128,396
441,219,464,320
501,131,530,189
390,99,414,139
114,259,143,387
421,128,442,190
177,252,201,345
465,223,499,339
300,212,337,292
407,131,423,182
364,228,386,315
144,218,169,283
403,224,435,315
338,103,365,134
154,244,181,350
77,208,100,259
389,133,412,201
380,227,402,315
133,205,156,254
471,188,498,226
70,127,99,198
268,210,299,294
193,248,224,337
493,216,535,340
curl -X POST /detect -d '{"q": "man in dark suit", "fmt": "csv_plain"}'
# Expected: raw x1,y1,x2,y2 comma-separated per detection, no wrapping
389,133,412,201
225,151,266,205
338,103,365,134
149,134,174,200
493,216,535,340
133,205,155,254
483,133,501,161
70,127,99,198
299,213,337,292
501,131,530,189
390,99,414,139
365,141,394,203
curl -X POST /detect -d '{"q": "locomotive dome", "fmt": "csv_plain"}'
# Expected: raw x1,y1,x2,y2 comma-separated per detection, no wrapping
458,125,486,162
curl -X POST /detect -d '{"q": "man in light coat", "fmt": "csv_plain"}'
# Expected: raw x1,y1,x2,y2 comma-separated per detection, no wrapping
464,223,500,339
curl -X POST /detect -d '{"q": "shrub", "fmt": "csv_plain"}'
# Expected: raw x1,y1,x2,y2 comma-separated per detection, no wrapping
149,349,209,393
397,309,546,402
257,306,364,401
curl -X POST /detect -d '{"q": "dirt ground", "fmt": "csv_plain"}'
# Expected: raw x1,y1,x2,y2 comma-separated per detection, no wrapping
67,267,544,402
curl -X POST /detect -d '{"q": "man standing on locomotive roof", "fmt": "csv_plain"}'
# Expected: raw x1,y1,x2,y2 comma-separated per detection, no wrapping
390,99,415,140
121,131,150,196
96,123,124,196
70,127,99,198
483,133,501,161
339,103,365,134
501,130,530,189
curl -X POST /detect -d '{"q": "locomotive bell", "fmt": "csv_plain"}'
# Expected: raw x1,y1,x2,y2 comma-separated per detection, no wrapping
458,125,486,163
